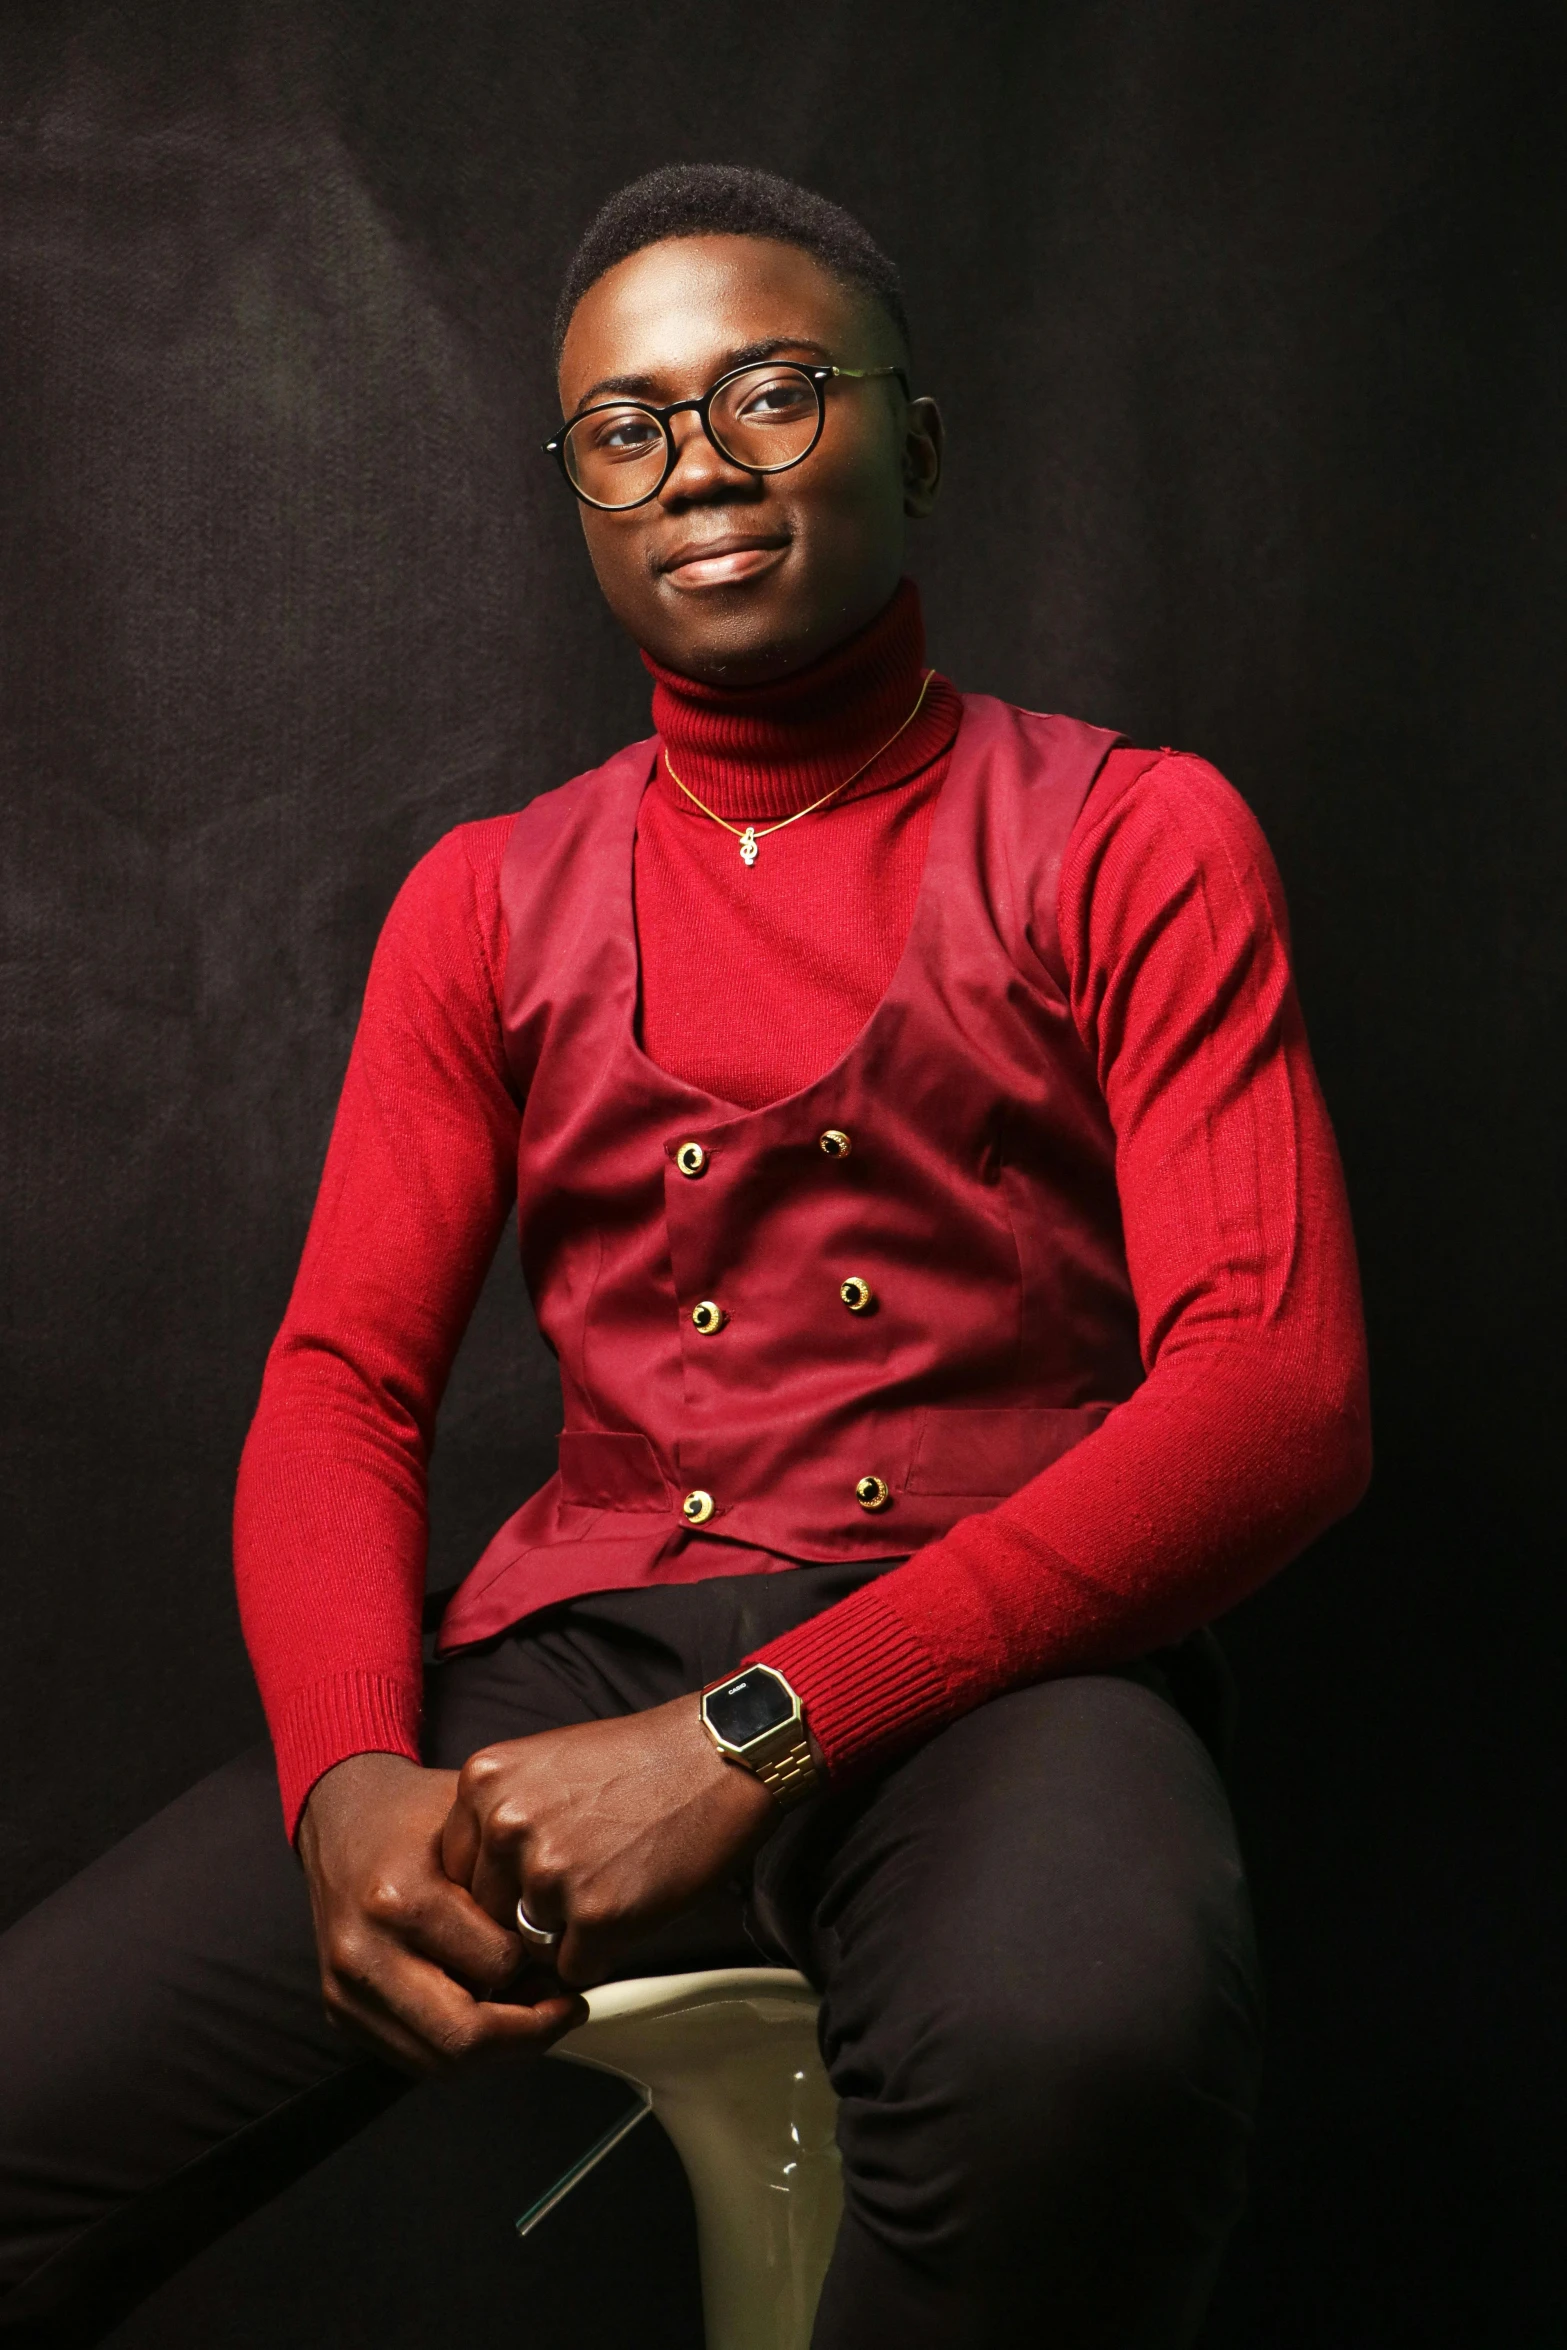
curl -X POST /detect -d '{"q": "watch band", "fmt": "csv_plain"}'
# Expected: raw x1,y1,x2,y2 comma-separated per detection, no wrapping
746,1728,819,1808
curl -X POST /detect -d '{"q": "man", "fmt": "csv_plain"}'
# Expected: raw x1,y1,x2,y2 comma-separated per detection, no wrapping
0,164,1370,2347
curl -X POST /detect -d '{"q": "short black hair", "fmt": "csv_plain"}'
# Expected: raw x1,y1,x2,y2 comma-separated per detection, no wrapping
553,163,909,368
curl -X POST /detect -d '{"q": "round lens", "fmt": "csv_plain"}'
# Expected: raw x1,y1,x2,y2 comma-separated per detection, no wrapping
562,404,668,508
708,365,821,473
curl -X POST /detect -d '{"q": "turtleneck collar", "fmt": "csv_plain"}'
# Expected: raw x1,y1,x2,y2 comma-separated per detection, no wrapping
643,578,957,823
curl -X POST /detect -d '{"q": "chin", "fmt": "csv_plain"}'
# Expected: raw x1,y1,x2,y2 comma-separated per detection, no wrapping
645,588,834,688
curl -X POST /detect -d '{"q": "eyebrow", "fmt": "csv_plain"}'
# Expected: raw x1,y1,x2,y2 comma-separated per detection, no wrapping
571,337,835,415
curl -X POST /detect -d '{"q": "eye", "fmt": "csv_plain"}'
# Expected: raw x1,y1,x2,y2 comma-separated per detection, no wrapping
731,370,816,426
585,407,663,457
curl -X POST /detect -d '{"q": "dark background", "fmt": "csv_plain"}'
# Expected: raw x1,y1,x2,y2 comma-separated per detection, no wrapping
3,2,1563,2343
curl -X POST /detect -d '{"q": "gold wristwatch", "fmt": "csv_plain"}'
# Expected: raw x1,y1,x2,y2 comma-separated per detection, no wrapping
699,1663,820,1809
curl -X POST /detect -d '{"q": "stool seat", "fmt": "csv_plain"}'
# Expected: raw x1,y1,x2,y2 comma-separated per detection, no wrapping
534,1967,841,2350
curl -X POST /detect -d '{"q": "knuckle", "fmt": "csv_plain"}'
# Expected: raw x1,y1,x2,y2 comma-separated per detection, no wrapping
431,2014,480,2067
361,1876,415,1930
481,1913,523,1963
459,1749,504,1797
327,1927,374,1983
488,1798,533,1846
525,1836,566,1887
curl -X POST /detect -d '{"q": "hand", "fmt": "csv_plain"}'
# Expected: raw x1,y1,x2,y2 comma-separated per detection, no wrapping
296,1751,588,2074
440,1695,779,1988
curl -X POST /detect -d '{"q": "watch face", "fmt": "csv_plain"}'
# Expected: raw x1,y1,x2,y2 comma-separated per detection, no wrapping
705,1667,795,1748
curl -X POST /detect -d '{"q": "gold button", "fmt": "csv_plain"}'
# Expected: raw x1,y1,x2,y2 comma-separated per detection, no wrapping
855,1475,891,1512
839,1276,874,1314
682,1489,716,1524
818,1128,852,1160
691,1300,728,1335
675,1141,708,1177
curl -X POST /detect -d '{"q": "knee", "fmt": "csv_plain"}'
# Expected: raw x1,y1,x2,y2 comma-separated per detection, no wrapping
964,1978,1227,2136
977,1978,1247,2170
838,1945,1260,2229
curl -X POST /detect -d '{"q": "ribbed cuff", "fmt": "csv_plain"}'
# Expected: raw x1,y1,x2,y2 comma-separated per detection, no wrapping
271,1670,423,1842
745,1580,954,1783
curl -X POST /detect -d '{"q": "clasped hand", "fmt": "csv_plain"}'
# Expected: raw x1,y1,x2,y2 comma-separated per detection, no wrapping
296,1695,777,2075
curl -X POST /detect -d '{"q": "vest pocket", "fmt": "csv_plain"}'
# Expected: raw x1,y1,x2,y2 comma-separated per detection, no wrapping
906,1403,1113,1496
557,1429,672,1511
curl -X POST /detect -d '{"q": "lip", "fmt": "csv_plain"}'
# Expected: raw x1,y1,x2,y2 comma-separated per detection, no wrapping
659,533,790,590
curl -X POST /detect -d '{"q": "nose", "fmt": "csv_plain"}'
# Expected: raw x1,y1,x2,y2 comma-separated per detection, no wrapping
660,408,759,505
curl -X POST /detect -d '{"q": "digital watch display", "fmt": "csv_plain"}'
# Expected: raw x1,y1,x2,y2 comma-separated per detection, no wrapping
699,1664,820,1808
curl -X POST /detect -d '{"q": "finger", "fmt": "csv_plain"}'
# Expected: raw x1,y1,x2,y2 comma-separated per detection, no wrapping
320,1934,470,2076
369,1873,526,1996
439,1789,481,1891
324,1986,450,2077
417,1886,528,1996
471,1989,590,2051
555,1914,635,1991
442,1781,550,1932
469,1832,548,1931
503,1959,575,2004
554,1866,699,1989
330,1949,563,2073
351,1946,587,2071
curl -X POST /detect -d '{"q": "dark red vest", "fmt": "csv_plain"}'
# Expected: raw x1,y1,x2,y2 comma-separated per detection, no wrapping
437,695,1144,1652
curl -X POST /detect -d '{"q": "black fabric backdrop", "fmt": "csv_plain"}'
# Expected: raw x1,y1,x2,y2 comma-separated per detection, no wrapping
3,4,1563,2343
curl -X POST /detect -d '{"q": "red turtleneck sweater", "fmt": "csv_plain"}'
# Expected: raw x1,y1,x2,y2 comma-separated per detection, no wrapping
635,594,962,1108
235,584,1369,1834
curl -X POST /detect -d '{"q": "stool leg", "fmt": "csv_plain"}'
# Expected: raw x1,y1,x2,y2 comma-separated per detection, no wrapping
651,2054,842,2350
515,2092,652,2240
542,1976,842,2350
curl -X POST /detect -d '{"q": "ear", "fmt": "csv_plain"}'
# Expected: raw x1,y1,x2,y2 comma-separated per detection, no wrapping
902,395,943,519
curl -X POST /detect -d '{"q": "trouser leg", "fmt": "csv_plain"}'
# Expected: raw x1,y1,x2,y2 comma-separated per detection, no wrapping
0,1561,876,2342
0,1573,1256,2349
750,1666,1264,2350
0,1744,392,2346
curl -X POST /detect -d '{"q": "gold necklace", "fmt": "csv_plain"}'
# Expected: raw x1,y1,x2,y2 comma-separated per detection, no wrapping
663,668,935,867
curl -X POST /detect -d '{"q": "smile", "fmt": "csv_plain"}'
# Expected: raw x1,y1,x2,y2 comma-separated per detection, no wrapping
659,536,790,590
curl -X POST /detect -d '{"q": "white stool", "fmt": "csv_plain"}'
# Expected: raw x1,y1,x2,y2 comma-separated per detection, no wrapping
519,1967,842,2350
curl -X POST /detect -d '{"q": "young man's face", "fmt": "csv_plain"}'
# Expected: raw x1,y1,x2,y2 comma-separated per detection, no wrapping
556,234,942,686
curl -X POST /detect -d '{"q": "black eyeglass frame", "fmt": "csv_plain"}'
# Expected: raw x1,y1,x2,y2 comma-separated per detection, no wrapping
543,360,912,511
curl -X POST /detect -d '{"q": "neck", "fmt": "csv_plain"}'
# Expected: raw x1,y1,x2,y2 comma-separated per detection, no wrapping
644,579,947,822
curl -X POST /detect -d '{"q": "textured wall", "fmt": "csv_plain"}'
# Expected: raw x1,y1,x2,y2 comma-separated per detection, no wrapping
2,3,1562,2341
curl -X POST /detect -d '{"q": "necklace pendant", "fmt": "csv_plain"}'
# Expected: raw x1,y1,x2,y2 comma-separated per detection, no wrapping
738,826,759,867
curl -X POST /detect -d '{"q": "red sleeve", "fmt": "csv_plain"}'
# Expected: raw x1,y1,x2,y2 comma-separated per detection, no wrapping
233,816,520,1836
750,751,1373,1775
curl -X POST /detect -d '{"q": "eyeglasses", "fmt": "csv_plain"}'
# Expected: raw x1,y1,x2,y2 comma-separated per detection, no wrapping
544,359,911,511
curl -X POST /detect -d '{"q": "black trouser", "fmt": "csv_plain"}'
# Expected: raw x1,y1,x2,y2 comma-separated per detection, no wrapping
0,1564,1263,2349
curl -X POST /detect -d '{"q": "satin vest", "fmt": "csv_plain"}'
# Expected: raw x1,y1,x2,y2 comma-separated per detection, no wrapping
437,694,1146,1652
